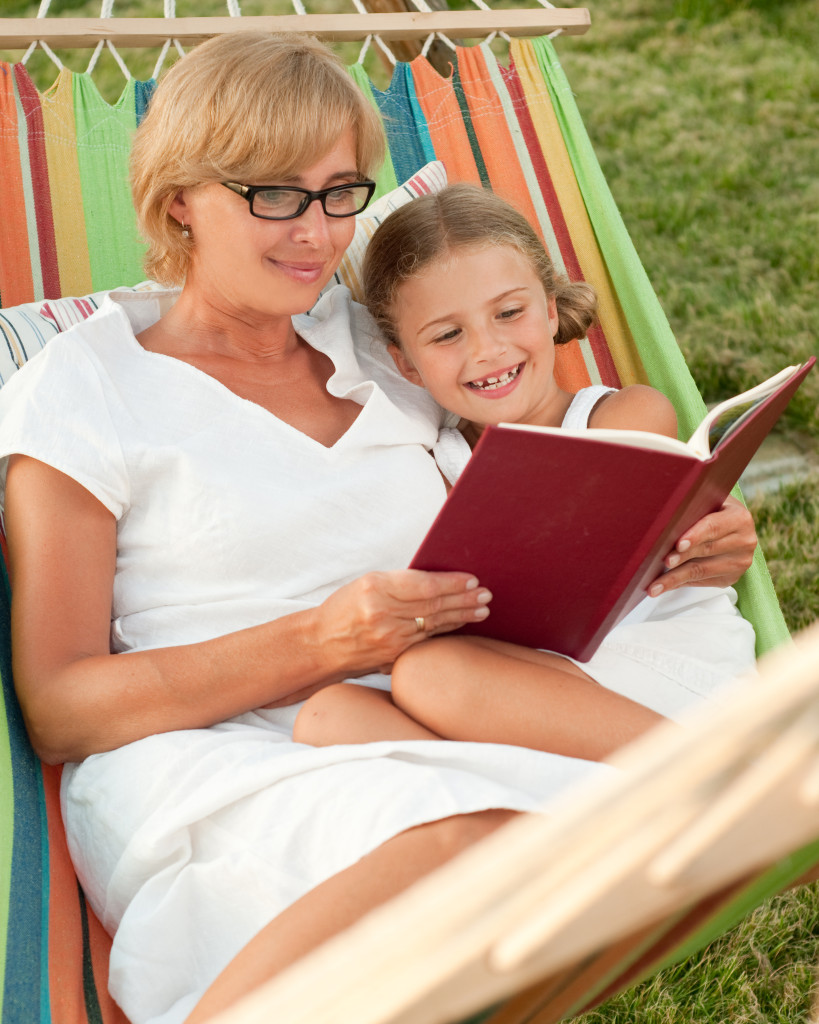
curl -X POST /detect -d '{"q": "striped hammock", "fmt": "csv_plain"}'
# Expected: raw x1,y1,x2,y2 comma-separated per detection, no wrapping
0,32,802,1024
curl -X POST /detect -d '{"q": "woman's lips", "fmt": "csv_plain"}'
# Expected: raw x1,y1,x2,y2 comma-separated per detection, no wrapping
269,258,326,284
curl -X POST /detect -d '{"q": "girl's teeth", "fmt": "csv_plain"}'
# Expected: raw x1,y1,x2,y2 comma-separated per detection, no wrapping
470,365,521,390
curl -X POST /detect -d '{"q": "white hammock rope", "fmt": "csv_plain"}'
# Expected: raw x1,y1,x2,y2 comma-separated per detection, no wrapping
15,0,569,77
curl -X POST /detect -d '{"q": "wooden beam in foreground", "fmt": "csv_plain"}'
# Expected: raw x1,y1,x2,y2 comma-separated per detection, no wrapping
0,10,590,50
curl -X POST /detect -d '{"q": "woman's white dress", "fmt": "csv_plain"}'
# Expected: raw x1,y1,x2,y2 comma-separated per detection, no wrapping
434,385,757,720
0,288,615,1024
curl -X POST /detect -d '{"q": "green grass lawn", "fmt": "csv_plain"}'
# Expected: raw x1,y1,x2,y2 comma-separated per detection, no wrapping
2,0,819,1018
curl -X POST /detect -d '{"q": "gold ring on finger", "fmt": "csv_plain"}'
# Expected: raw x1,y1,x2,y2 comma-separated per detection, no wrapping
414,616,426,633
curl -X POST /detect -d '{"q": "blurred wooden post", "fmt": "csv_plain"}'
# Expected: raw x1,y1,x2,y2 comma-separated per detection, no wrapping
360,0,462,76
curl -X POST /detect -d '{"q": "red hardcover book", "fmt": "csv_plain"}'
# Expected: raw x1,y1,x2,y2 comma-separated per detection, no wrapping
411,358,814,661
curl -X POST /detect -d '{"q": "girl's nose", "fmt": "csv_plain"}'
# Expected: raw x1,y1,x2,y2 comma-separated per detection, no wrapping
471,328,506,362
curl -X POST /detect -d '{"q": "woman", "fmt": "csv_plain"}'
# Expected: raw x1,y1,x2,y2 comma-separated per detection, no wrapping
0,31,757,1024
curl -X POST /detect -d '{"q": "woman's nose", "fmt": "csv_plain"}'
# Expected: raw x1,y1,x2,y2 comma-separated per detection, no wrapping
291,199,332,243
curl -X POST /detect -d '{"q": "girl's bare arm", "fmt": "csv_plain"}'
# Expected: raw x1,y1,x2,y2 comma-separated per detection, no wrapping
586,384,756,591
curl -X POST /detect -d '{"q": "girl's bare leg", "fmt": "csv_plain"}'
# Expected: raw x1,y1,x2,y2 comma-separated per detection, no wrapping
185,808,517,1022
392,637,664,761
294,682,440,746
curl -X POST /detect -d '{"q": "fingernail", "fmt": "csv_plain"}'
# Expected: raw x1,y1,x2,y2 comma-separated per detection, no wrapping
677,539,691,552
649,583,663,597
474,606,490,619
465,577,479,590
476,589,492,604
666,554,680,568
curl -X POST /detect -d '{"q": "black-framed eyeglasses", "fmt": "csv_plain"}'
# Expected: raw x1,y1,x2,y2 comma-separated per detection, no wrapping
221,180,376,221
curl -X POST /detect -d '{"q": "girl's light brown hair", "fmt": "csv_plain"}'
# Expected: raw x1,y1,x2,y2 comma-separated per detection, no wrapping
363,183,597,347
131,31,385,285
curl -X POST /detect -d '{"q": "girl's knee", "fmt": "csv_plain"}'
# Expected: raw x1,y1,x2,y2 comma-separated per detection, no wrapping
293,683,355,745
392,638,470,726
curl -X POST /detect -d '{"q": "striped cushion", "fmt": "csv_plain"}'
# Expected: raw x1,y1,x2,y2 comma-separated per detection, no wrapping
320,159,446,302
0,283,163,387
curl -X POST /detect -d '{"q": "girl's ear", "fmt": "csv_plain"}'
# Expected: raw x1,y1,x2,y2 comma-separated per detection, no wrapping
389,344,425,388
547,295,559,339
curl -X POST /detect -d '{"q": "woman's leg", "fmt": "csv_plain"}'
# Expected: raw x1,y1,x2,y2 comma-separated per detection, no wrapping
293,682,440,745
185,809,517,1022
391,637,665,761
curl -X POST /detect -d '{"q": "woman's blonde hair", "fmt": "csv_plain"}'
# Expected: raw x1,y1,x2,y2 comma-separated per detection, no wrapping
131,31,385,284
363,183,597,348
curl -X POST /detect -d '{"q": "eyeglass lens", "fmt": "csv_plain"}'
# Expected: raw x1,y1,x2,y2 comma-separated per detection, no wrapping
252,184,372,220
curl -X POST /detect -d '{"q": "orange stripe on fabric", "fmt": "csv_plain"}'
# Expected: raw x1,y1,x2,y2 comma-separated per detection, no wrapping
44,763,90,1024
0,64,35,306
88,909,128,1024
453,46,590,392
453,47,541,227
41,70,93,299
500,59,618,388
510,41,648,387
408,58,482,186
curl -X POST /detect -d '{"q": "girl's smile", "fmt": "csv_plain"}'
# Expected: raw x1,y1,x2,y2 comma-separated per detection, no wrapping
390,244,572,429
465,362,524,395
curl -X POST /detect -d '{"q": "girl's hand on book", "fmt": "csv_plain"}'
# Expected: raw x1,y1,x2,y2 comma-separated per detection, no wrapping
650,496,757,595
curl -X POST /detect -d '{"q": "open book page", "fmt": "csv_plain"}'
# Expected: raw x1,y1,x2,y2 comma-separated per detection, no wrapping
500,422,696,457
502,361,810,462
689,363,802,457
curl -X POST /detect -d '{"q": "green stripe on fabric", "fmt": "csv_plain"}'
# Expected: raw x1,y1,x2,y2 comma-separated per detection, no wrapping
529,36,789,656
73,74,145,291
653,835,819,976
347,64,399,200
38,774,50,1024
0,637,12,1024
530,38,702,431
451,62,491,190
0,559,44,1024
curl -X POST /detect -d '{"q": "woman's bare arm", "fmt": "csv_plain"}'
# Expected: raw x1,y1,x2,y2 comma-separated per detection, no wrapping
6,455,490,764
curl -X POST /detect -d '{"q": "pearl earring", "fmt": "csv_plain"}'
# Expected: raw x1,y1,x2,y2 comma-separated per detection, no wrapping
182,224,192,239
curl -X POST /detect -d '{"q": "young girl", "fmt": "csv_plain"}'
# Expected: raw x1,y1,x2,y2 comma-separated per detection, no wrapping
293,184,757,760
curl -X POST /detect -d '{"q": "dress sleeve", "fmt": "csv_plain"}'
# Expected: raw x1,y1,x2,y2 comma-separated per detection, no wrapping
433,426,472,486
0,334,130,518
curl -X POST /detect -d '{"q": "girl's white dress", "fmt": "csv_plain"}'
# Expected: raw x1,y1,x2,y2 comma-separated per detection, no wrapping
434,385,757,720
0,288,619,1024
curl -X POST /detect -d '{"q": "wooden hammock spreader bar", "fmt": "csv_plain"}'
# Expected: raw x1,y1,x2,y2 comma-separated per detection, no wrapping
0,9,590,50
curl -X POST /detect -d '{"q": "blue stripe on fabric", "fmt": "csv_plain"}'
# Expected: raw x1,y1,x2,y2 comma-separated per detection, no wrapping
0,567,44,1024
134,79,156,125
370,63,436,183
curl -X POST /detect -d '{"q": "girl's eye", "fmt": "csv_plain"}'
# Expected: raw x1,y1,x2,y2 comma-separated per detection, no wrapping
498,306,524,321
432,327,461,344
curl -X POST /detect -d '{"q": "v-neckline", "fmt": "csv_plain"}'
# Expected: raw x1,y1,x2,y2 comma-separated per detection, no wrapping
122,308,367,452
